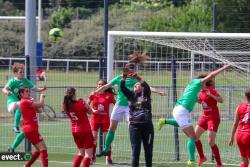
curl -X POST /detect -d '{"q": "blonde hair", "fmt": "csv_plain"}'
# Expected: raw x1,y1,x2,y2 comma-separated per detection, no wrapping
12,63,24,73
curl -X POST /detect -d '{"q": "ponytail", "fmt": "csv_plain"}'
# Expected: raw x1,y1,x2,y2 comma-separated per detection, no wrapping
63,87,76,112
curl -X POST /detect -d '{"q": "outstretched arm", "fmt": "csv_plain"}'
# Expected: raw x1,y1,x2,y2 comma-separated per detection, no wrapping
150,87,166,96
229,107,240,146
32,94,45,108
32,86,47,92
94,83,111,93
202,64,230,85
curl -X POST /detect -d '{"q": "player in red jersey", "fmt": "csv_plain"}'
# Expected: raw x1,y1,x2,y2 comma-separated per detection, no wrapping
195,77,224,167
87,79,116,165
18,86,48,167
63,87,94,167
229,89,250,167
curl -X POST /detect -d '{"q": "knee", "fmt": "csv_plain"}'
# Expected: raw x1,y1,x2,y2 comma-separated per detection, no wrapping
208,139,215,146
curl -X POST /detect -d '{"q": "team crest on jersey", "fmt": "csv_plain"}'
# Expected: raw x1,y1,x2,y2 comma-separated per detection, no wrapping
243,113,249,124
14,88,19,93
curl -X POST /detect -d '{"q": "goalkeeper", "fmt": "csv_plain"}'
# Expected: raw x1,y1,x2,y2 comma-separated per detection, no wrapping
94,52,166,156
120,66,154,167
157,64,230,167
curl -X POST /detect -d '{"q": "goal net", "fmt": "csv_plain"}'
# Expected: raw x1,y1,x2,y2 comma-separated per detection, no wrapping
107,31,250,165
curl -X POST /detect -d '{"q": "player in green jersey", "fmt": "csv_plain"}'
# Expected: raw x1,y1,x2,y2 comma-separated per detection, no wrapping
2,63,47,152
94,52,166,162
157,64,230,167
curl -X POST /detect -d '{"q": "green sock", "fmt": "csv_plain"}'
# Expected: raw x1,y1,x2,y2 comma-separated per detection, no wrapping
104,130,115,153
165,119,179,127
187,138,196,161
14,108,21,128
11,131,25,149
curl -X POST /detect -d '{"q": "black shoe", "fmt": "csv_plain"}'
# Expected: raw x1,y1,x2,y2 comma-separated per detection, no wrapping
8,147,15,153
102,150,108,156
12,127,20,133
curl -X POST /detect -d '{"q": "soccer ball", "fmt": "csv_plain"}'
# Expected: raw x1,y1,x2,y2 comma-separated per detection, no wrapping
49,28,63,42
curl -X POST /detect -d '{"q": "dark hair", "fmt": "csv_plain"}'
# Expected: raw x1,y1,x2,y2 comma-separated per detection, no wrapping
245,89,250,101
18,86,29,100
98,79,116,95
63,87,76,112
196,73,213,86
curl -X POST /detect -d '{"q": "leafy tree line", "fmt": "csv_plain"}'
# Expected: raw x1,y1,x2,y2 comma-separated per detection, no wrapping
0,0,250,60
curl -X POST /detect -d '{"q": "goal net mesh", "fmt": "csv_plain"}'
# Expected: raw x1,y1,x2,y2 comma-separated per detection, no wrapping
107,32,250,165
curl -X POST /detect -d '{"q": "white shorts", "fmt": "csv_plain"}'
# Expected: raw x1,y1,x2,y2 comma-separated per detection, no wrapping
172,105,192,129
7,102,20,114
110,105,129,122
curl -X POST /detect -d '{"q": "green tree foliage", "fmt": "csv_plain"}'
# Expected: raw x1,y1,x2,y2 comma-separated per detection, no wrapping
48,7,73,29
216,0,250,32
142,0,211,32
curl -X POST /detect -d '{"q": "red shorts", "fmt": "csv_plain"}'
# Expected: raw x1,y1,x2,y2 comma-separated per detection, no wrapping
236,133,250,158
91,122,109,132
24,130,43,145
72,131,94,149
197,117,220,132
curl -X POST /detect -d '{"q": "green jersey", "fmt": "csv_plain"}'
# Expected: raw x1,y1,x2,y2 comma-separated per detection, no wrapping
5,77,35,105
110,74,138,106
175,79,202,112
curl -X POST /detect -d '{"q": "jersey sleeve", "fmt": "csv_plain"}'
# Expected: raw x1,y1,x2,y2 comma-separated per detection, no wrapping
88,94,94,102
80,99,91,113
5,78,14,89
24,78,35,89
210,88,220,97
109,94,116,104
109,75,121,86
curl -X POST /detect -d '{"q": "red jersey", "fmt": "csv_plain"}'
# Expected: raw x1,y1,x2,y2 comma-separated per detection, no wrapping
64,99,91,133
199,86,220,119
88,92,116,123
237,102,250,133
20,98,38,133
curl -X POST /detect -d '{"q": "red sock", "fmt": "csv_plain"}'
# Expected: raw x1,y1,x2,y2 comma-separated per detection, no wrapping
40,150,48,167
82,157,91,167
73,155,83,167
240,163,248,167
93,144,96,159
107,146,112,161
195,140,205,159
211,144,222,165
24,151,40,167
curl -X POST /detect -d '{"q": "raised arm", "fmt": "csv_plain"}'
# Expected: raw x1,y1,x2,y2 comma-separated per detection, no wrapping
94,83,111,93
32,94,45,109
150,86,166,96
120,68,134,99
202,64,230,85
32,86,47,92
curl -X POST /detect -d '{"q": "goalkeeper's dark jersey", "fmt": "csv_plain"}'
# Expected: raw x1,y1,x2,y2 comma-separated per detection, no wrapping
120,80,152,124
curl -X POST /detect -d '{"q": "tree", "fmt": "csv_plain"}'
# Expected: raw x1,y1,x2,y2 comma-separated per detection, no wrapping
48,7,73,29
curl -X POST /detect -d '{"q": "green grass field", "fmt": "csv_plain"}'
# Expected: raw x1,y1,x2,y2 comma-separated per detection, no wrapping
0,69,247,167
0,120,239,167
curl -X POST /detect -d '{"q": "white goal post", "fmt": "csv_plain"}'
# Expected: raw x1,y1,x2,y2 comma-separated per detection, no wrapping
107,31,250,81
106,31,250,165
